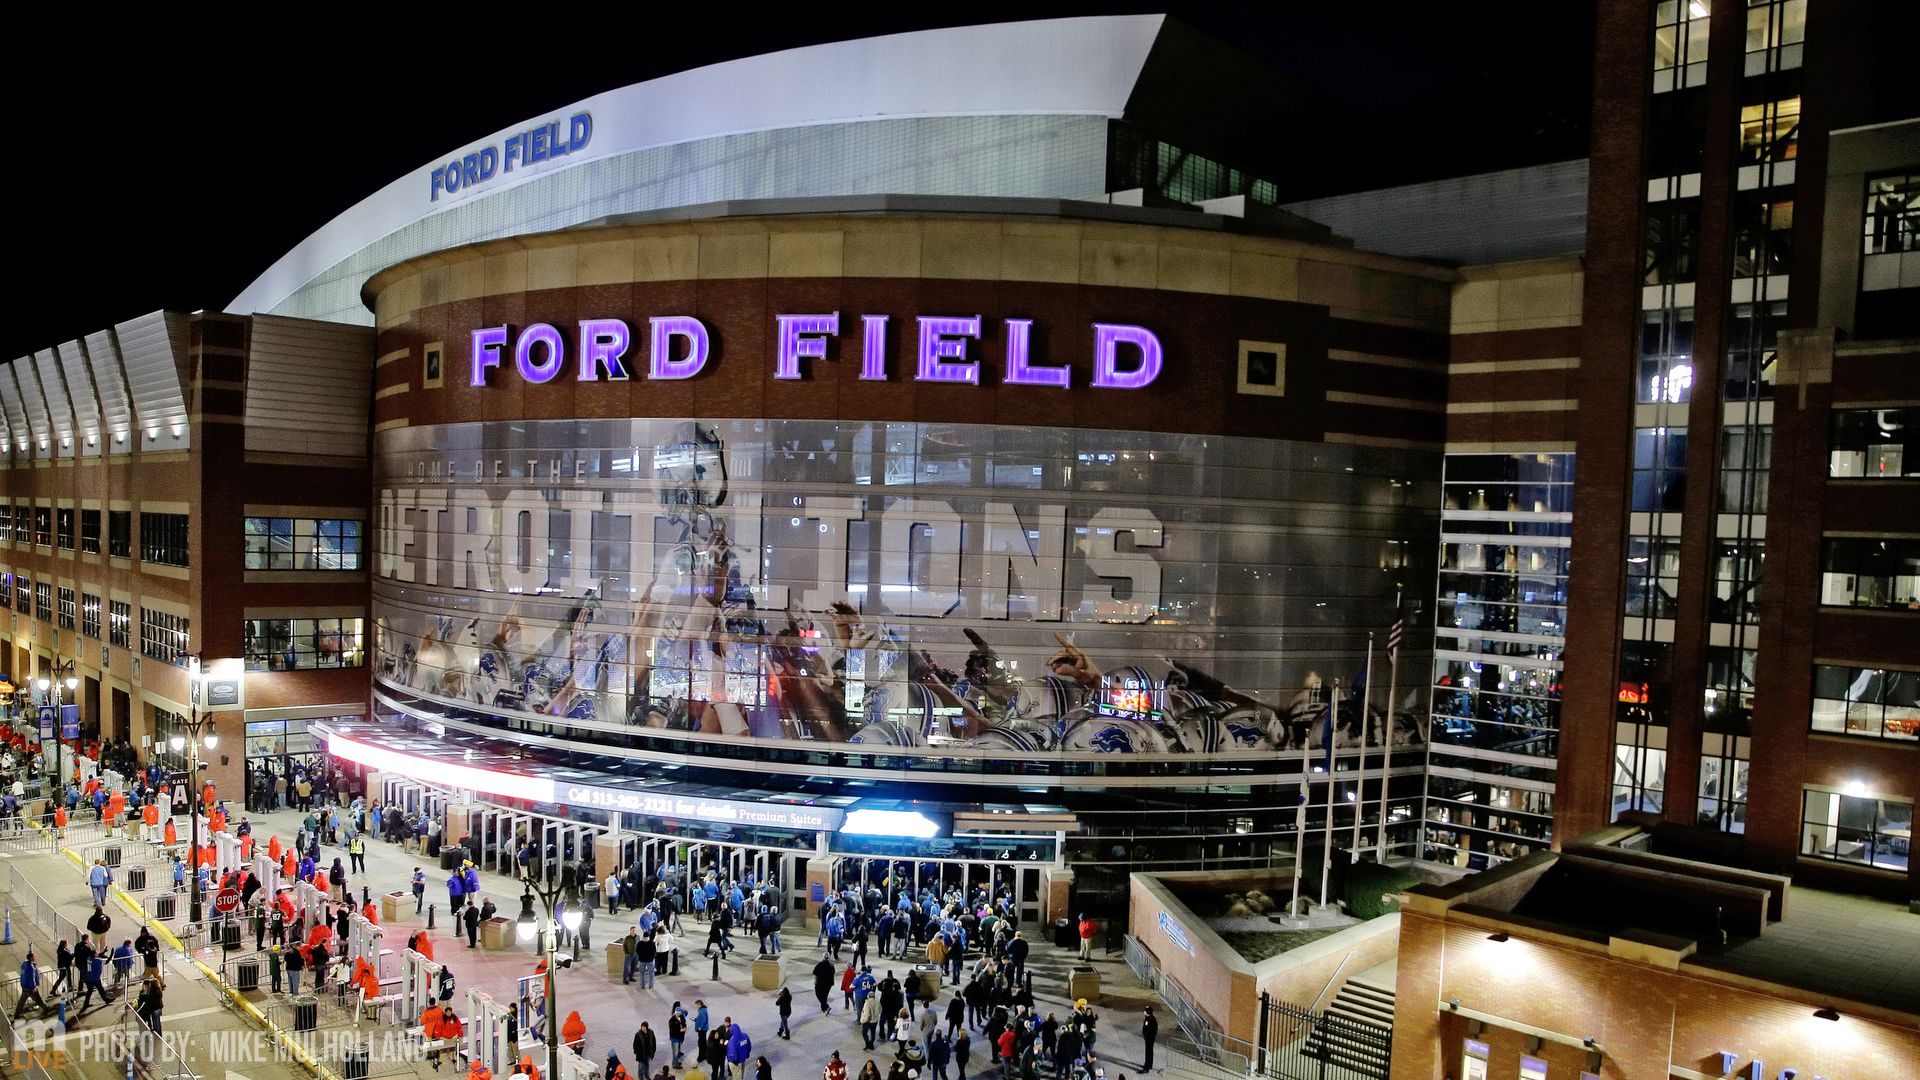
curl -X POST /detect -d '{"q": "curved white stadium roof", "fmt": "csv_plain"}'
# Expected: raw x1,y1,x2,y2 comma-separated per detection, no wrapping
228,15,1166,322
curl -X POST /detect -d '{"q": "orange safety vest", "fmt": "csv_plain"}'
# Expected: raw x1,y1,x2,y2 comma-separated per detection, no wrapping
420,1007,441,1039
198,844,217,868
143,804,160,826
54,806,68,828
469,1064,493,1080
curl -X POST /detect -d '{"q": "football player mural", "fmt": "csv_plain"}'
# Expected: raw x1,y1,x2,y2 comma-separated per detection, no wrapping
374,418,1430,757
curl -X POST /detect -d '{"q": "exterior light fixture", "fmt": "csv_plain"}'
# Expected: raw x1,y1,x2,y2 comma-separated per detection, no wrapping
1488,932,1511,943
1813,1007,1840,1021
1844,780,1866,796
516,890,538,943
170,734,186,752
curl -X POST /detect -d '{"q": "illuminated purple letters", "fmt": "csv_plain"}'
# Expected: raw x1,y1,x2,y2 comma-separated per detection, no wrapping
649,316,710,380
861,315,889,380
917,316,982,385
470,326,509,386
577,318,632,381
515,324,566,383
1091,323,1164,389
1003,319,1071,388
773,313,840,380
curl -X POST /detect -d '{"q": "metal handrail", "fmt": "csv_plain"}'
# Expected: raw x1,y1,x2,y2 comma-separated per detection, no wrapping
1307,949,1355,1013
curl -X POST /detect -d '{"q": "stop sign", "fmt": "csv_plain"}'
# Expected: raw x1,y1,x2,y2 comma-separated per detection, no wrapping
214,887,241,915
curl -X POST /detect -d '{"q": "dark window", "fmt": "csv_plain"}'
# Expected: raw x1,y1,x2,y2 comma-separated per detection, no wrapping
1829,407,1917,479
81,593,101,638
35,581,51,622
80,509,100,554
56,587,75,630
1820,538,1920,611
1244,351,1279,387
55,508,74,551
243,617,366,671
0,573,10,609
139,608,190,665
140,512,190,567
108,511,132,558
1625,537,1681,618
243,517,363,571
1643,199,1700,286
108,601,131,648
1731,194,1793,279
1645,88,1707,178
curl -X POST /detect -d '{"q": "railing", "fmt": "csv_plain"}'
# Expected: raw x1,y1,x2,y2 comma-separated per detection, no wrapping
1122,933,1158,989
0,860,87,950
1307,949,1354,1013
119,1001,203,1080
0,994,59,1080
1257,993,1392,1080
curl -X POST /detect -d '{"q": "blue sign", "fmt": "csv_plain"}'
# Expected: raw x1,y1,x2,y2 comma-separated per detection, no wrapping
430,112,592,202
1157,910,1196,957
60,704,79,740
36,705,53,740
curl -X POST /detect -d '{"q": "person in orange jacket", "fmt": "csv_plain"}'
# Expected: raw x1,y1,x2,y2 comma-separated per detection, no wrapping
199,843,218,869
282,851,297,881
210,807,227,833
267,835,282,861
362,899,380,925
518,1056,541,1080
306,922,333,951
240,834,255,860
314,870,331,896
275,890,296,923
162,817,177,845
413,931,434,962
561,1010,587,1053
468,1061,493,1080
202,782,217,810
53,805,68,829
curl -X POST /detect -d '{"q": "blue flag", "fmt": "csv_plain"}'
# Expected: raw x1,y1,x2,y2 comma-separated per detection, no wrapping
1321,691,1336,776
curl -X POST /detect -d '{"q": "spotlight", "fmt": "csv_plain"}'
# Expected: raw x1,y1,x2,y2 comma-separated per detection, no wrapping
1488,932,1510,943
1446,997,1460,1011
1812,1007,1840,1022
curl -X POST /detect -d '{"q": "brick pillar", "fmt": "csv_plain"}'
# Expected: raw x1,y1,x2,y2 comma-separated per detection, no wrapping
1040,866,1074,925
802,857,838,928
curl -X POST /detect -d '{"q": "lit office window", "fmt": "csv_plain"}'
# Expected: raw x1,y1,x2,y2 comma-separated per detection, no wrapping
1613,734,1667,816
1631,428,1689,512
81,593,101,639
1724,301,1784,401
1731,195,1793,279
32,505,51,547
1828,408,1915,479
57,587,75,630
79,509,100,554
244,517,363,571
1810,665,1919,741
140,608,190,665
0,505,11,544
1638,308,1697,403
1745,0,1806,54
1738,97,1800,166
35,581,51,622
1801,790,1912,871
1698,731,1750,833
109,601,131,648
0,573,10,609
1863,172,1918,254
14,575,28,614
56,508,74,551
243,617,366,671
1653,0,1710,91
1711,541,1764,624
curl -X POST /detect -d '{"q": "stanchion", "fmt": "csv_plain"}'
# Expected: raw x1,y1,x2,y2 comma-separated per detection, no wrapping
3,907,12,944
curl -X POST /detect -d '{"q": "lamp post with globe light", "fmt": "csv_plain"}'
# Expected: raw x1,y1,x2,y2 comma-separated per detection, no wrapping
516,874,581,1079
36,661,78,816
167,656,217,924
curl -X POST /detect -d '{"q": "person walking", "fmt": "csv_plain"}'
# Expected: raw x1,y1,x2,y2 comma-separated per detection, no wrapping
89,858,112,906
13,951,48,1018
823,1050,847,1080
725,1020,752,1080
465,901,482,948
928,1031,951,1080
51,939,74,995
755,1055,773,1080
953,1029,972,1080
136,976,165,1034
413,867,427,914
633,1021,657,1079
944,992,965,1037
74,940,109,1009
87,905,112,951
813,954,837,1013
918,998,940,1059
349,834,366,874
859,992,880,1051
1005,932,1028,985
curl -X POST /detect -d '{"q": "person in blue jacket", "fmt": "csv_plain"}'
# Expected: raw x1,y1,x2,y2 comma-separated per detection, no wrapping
448,871,467,912
13,952,48,1017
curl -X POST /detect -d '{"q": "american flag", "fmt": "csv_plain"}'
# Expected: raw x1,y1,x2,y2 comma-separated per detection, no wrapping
1386,617,1405,665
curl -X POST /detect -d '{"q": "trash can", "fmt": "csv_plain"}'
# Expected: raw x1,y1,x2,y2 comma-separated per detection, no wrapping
440,845,463,870
104,845,123,868
235,958,260,992
126,866,148,892
342,1047,369,1080
294,995,319,1032
152,894,177,920
1052,918,1074,950
223,922,243,952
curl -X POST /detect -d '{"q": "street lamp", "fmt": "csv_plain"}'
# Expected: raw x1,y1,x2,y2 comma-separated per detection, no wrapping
515,877,582,1079
167,656,216,924
36,661,79,814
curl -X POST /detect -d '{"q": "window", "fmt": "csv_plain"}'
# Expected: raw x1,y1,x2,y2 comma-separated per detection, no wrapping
1638,308,1696,403
1745,0,1806,54
1632,427,1689,512
107,511,132,558
1724,301,1784,401
32,505,51,546
1829,408,1915,479
35,581,51,622
140,513,190,567
1738,96,1800,166
1698,737,1750,834
108,601,131,649
140,608,190,665
1711,541,1764,624
243,517,364,571
1719,425,1771,514
1820,538,1920,611
1811,665,1919,741
1731,195,1793,279
1645,88,1707,179
1643,199,1700,285
14,575,28,614
55,508,74,551
243,617,366,671
80,509,100,554
1613,729,1667,816
0,505,11,544
1801,790,1912,872
1864,172,1919,255
1625,537,1682,619
1618,641,1675,727
0,572,10,609
1653,0,1709,89
81,593,101,638
56,587,75,630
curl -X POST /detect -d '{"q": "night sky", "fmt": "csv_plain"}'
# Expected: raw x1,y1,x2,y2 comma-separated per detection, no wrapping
5,4,1593,360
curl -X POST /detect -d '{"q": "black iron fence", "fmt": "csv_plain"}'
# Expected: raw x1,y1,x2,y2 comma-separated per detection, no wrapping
1257,993,1391,1080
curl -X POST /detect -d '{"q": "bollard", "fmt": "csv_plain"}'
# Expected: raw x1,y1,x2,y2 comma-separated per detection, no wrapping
3,907,11,945
711,950,720,981
428,903,435,930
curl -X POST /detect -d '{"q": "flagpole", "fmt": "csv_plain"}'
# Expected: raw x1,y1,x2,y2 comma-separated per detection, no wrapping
1289,679,1312,918
1319,679,1339,910
1351,634,1374,860
1377,593,1403,862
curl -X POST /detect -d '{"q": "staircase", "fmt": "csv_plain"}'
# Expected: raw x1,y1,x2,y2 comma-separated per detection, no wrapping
1306,970,1394,1078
